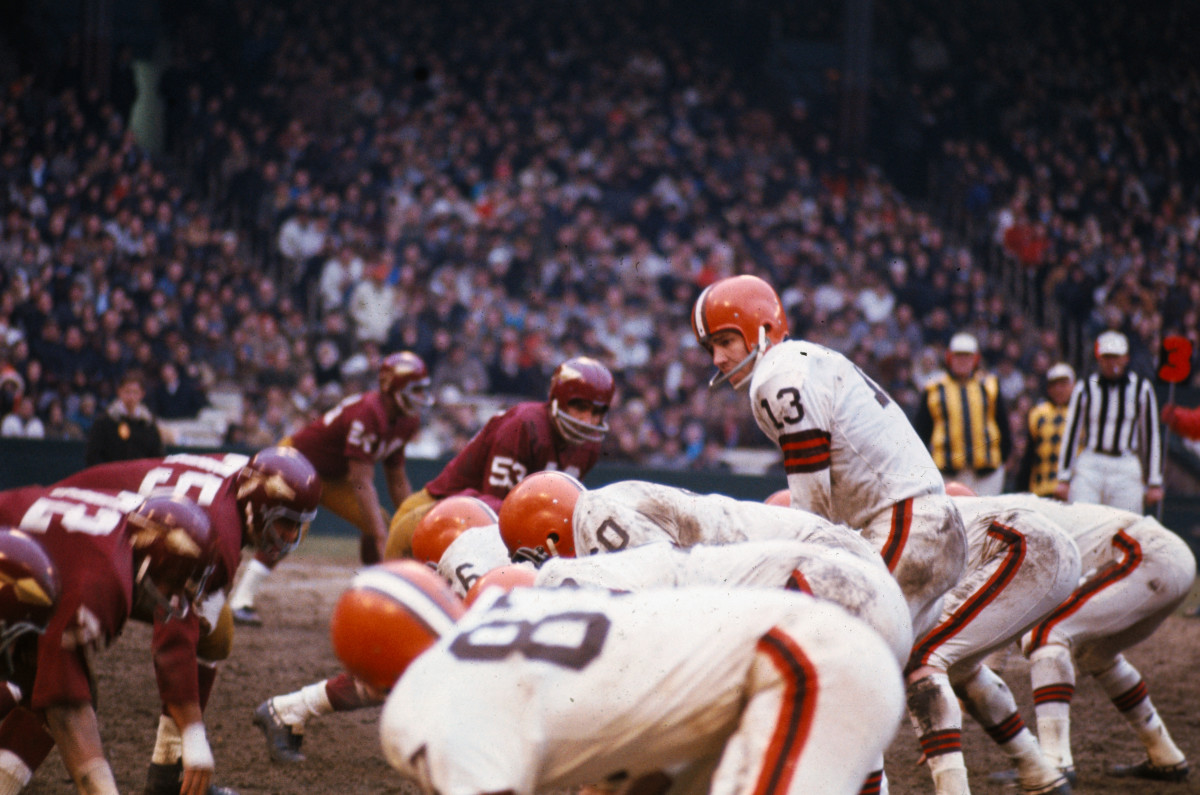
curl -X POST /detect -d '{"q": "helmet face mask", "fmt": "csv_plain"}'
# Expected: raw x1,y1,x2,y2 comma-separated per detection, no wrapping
234,447,321,564
126,496,218,621
0,529,59,680
379,351,434,415
548,357,614,445
692,275,788,390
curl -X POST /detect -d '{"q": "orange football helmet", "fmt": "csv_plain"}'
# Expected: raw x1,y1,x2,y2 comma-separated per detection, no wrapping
691,275,788,388
330,560,465,692
497,471,585,559
411,496,499,564
464,564,537,607
764,489,791,508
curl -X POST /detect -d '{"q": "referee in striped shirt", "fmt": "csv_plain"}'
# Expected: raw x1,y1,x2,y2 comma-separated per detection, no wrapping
1054,330,1163,513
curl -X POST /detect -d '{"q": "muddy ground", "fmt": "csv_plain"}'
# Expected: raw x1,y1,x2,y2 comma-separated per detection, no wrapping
25,540,1200,794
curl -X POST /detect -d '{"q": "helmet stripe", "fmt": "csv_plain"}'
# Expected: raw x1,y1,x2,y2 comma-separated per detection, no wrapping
693,285,713,338
353,568,458,637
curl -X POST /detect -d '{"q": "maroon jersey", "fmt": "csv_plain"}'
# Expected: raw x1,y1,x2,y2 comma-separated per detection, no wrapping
0,485,137,708
288,391,420,480
424,401,600,509
54,453,250,706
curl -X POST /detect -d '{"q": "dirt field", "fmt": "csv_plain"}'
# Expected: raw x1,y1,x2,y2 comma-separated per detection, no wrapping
25,538,1200,794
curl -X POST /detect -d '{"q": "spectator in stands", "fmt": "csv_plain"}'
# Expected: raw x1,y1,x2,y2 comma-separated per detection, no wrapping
0,396,45,438
150,361,208,420
84,369,165,465
347,255,397,346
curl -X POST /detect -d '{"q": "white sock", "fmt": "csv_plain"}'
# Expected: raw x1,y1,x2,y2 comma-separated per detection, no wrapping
151,714,183,765
0,751,31,795
273,681,335,733
229,559,271,610
1092,656,1185,766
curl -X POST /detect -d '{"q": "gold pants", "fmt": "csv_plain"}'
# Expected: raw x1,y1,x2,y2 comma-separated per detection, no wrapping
197,602,235,661
384,488,437,560
279,437,379,538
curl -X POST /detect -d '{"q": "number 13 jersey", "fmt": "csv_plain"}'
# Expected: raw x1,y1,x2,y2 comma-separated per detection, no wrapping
749,340,943,529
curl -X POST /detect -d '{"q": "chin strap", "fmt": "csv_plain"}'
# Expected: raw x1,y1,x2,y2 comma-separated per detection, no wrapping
708,326,768,391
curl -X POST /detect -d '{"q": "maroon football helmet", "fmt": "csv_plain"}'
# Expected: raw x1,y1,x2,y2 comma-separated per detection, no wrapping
126,495,219,619
548,357,614,444
379,351,434,415
234,447,322,563
0,529,59,678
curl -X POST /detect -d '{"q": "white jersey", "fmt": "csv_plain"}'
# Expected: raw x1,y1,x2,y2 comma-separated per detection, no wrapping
749,340,943,528
380,586,902,795
909,496,1081,670
573,480,871,559
436,524,511,598
537,540,913,664
997,493,1165,573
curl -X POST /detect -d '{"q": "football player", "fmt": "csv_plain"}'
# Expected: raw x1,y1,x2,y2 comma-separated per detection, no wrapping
336,560,906,795
1008,493,1193,783
228,351,431,625
383,356,613,560
692,274,966,637
694,276,970,792
897,484,1080,795
0,490,218,795
52,448,321,795
253,495,500,764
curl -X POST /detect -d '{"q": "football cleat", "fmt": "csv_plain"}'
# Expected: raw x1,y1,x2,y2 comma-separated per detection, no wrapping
231,606,263,627
253,699,305,763
1106,759,1188,782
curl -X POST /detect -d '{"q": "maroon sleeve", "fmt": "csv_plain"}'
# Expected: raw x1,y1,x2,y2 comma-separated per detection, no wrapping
30,565,130,709
151,610,202,706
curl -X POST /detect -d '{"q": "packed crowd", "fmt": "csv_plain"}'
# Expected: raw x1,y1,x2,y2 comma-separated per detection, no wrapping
0,0,1197,484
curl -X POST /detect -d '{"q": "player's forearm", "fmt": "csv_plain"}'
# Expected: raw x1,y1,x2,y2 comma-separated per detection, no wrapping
43,703,117,795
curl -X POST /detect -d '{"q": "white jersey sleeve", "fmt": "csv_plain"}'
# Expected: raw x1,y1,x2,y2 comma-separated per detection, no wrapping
572,480,873,559
380,587,866,795
436,524,511,598
749,341,943,529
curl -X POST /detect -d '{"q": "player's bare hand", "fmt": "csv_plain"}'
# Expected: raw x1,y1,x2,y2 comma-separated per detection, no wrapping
1145,486,1164,506
1052,482,1071,501
180,765,213,795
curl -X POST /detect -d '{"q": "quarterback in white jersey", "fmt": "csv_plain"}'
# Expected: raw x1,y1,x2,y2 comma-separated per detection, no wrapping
692,275,966,640
360,572,906,795
1002,494,1193,783
901,488,1081,795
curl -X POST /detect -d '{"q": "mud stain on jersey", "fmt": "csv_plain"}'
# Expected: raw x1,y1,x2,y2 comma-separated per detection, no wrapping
637,497,704,546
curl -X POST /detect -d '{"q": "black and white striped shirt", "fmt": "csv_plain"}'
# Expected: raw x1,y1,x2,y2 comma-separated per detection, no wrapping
1057,371,1162,486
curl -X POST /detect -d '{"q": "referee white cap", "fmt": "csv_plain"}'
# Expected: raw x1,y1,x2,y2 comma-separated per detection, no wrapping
1094,330,1129,357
